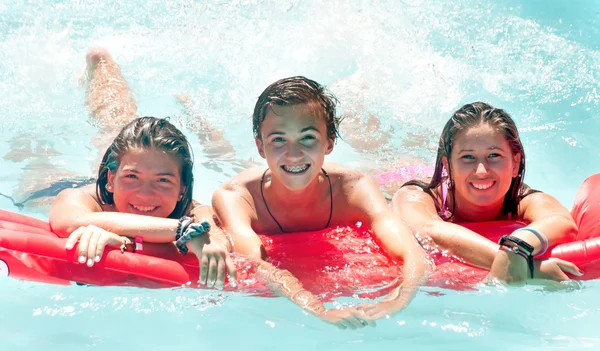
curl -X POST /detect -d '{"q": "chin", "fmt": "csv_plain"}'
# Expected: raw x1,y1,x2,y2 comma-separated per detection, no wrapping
470,196,502,208
283,181,311,191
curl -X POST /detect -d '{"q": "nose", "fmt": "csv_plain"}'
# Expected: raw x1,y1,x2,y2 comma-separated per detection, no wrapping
285,142,303,160
475,162,489,176
136,180,154,198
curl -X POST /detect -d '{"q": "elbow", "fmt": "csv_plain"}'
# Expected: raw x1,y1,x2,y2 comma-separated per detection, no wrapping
549,215,578,243
563,220,578,242
236,243,267,262
49,217,86,238
414,222,441,247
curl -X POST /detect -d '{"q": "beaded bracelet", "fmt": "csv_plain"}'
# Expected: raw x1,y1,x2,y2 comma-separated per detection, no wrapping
175,220,211,254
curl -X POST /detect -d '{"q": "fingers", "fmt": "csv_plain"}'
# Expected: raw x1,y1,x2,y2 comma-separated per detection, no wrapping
66,225,123,268
225,255,237,288
94,233,125,265
207,256,218,288
215,257,226,289
331,316,363,330
323,310,369,330
196,243,237,289
356,303,393,322
353,311,376,327
65,227,85,250
338,318,360,330
200,254,209,285
86,229,101,267
556,260,584,277
77,226,94,264
340,317,362,330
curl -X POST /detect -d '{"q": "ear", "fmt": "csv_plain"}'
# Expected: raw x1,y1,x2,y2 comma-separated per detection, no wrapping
324,137,335,155
179,186,187,200
441,156,449,173
106,170,116,193
255,137,266,159
512,153,522,178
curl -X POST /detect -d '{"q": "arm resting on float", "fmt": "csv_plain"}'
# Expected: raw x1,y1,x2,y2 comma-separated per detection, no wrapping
212,186,328,315
392,185,499,270
515,192,578,255
50,187,181,242
351,177,431,316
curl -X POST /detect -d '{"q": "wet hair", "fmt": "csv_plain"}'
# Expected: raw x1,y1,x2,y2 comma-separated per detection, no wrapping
96,117,194,218
252,76,341,141
403,102,538,220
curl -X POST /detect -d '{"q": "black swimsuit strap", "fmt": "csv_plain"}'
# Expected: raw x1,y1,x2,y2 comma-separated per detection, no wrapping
260,168,333,232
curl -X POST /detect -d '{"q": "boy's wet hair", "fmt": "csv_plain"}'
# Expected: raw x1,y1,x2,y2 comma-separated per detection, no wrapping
252,76,341,140
403,102,537,220
96,117,194,218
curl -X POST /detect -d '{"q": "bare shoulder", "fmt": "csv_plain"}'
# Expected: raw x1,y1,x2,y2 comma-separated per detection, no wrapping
323,162,386,210
55,184,101,207
213,167,265,212
323,161,374,188
518,190,567,217
394,184,433,201
50,184,104,230
220,167,265,191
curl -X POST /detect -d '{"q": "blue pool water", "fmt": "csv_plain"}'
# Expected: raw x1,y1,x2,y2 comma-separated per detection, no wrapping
0,0,599,349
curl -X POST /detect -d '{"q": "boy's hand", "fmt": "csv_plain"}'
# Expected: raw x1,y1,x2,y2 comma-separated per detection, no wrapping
317,307,375,329
355,299,407,321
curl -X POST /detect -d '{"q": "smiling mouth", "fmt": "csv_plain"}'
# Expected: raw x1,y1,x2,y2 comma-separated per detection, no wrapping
281,164,310,174
470,181,495,191
131,204,158,212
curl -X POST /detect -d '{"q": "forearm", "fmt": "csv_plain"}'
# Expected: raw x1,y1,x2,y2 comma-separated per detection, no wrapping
424,221,499,269
369,216,431,309
52,211,178,242
384,250,432,308
255,260,325,315
512,215,577,255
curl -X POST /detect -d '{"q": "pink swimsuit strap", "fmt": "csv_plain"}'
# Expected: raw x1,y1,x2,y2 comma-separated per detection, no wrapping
439,181,451,218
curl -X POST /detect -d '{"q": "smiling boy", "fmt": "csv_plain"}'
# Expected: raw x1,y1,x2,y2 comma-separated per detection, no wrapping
212,76,431,329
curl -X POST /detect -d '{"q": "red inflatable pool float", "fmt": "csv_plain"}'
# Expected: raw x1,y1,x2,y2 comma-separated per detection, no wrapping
1,171,599,297
0,210,599,298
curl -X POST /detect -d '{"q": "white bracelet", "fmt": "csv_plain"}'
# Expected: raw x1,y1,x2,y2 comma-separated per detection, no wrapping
512,227,549,257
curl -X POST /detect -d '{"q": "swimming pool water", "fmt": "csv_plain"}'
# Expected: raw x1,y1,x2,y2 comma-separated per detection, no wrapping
0,0,599,349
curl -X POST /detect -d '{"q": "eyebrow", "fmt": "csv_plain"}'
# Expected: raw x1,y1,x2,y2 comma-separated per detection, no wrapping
266,126,320,138
457,146,506,153
122,168,177,177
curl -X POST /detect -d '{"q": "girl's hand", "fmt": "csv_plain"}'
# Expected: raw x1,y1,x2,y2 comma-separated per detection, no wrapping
65,225,126,267
534,258,583,281
487,248,529,284
187,236,237,289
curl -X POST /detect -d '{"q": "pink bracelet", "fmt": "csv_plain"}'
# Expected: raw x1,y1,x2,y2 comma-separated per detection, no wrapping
134,236,143,253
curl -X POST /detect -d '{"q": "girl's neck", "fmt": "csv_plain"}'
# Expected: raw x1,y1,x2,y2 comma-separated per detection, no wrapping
450,194,505,222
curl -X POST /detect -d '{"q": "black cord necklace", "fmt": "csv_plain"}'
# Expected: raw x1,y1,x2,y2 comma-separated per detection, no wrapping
260,168,333,232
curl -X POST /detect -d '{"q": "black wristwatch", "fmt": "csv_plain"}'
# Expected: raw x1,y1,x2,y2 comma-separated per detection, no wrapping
498,235,535,279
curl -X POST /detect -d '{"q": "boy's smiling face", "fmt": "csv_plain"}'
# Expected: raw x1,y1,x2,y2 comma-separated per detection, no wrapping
255,103,334,191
